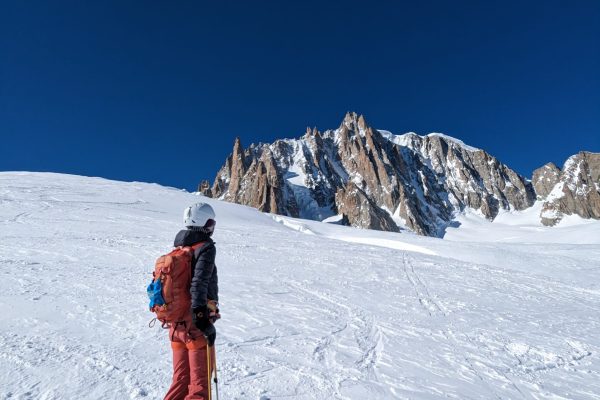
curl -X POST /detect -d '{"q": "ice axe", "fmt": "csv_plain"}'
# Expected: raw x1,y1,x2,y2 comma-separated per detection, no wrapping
204,324,219,400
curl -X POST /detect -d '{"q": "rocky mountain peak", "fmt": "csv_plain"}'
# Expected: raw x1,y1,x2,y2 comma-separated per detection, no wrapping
304,126,321,138
202,112,598,236
232,136,243,156
538,152,600,226
532,162,561,198
340,111,368,133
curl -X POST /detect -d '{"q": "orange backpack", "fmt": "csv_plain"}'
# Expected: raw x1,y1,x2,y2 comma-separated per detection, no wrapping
148,243,204,326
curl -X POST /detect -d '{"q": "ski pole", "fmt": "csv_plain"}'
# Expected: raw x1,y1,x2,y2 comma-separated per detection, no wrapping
213,344,219,400
206,343,212,400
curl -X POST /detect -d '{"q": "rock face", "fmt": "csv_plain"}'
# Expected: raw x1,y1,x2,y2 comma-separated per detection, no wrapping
212,137,288,215
335,181,400,232
536,152,600,226
197,180,212,197
532,163,561,198
203,112,542,237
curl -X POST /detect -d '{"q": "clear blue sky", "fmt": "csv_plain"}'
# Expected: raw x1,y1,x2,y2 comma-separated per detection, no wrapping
1,1,598,190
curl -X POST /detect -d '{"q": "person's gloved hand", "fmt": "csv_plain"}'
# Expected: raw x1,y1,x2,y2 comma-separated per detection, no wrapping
191,305,210,331
204,323,216,346
207,300,221,323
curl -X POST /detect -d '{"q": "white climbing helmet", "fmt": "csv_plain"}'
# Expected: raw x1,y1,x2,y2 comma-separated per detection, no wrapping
183,202,216,229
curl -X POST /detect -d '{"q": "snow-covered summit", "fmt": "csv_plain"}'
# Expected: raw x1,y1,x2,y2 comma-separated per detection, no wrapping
426,132,481,152
378,130,481,153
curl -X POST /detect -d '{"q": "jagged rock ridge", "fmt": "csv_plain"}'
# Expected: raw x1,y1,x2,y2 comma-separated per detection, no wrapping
201,112,598,236
534,152,600,226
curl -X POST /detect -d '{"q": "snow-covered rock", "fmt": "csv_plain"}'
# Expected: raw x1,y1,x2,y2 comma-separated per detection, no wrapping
536,151,600,226
205,112,536,237
532,162,561,198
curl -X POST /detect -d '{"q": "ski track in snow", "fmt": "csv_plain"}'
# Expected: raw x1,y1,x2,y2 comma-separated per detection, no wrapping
1,172,600,399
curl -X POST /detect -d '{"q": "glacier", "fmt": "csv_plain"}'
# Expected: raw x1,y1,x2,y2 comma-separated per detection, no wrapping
1,172,599,399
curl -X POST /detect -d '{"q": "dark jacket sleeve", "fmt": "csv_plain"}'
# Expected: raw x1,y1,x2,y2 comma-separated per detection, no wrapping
207,265,218,302
190,243,216,309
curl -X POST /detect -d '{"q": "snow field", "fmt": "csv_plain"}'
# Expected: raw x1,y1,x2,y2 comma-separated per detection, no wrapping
1,172,599,399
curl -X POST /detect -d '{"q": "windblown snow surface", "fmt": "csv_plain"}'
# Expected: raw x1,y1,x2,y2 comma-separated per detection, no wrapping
2,172,600,400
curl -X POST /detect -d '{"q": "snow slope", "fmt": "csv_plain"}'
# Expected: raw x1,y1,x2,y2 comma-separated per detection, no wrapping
1,172,600,399
443,202,600,245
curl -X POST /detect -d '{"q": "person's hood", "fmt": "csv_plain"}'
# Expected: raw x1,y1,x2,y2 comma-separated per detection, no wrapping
173,229,213,247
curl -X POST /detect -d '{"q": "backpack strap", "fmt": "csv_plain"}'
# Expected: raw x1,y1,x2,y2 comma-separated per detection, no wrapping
191,241,208,251
177,241,206,252
188,241,211,264
172,242,205,258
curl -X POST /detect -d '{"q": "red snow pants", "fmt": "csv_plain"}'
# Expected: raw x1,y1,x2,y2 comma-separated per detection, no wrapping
164,317,214,400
